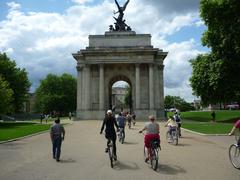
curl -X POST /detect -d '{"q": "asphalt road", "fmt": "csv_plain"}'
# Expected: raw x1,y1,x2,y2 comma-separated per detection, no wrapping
0,120,239,180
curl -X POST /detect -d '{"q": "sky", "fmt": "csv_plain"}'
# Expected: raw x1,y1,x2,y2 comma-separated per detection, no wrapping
0,0,209,102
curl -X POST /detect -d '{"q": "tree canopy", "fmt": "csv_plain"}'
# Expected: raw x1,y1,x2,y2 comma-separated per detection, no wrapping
0,76,14,114
190,0,240,105
34,73,77,116
164,95,195,112
0,53,31,113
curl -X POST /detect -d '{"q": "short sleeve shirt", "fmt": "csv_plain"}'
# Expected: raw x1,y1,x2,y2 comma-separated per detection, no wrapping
234,120,240,128
144,122,159,135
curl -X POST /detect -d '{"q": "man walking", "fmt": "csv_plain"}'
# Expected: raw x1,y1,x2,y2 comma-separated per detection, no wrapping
50,118,65,162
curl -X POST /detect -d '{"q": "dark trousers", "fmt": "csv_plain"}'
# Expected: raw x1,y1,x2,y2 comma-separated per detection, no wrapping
52,137,62,160
106,134,117,156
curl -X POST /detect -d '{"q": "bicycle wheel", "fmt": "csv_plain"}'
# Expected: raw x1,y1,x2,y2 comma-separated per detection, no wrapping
108,146,114,168
172,130,178,145
166,131,171,142
229,144,240,169
151,148,158,171
143,146,148,163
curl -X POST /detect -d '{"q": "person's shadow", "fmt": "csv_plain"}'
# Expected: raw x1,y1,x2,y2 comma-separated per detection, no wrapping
156,163,186,174
59,158,76,163
113,161,139,170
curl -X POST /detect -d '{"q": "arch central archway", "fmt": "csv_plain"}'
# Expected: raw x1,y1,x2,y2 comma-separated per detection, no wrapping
109,75,132,113
73,31,167,120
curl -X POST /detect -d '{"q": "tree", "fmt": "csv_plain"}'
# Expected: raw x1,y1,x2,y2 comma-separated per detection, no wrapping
0,53,31,113
164,95,195,112
0,76,14,114
190,0,240,104
124,85,132,113
34,73,77,116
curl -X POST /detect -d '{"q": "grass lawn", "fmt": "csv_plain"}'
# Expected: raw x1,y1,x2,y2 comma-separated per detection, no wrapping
168,110,240,123
0,122,51,142
167,110,240,134
182,122,233,134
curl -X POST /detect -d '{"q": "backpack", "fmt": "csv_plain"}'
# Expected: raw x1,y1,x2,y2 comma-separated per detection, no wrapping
175,115,180,123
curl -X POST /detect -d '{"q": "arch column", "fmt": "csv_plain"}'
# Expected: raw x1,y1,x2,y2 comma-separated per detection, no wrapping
135,64,140,109
149,64,154,109
76,65,83,110
84,65,91,110
99,64,105,110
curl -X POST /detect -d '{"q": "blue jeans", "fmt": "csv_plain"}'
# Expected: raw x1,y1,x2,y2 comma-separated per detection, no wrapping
52,137,62,160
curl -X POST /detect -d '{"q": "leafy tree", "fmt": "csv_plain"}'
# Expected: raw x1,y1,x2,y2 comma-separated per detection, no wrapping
190,0,240,104
0,53,31,113
0,76,14,114
164,95,195,112
34,73,77,116
124,85,132,113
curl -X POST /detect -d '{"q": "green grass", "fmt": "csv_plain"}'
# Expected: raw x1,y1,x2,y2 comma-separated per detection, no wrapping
182,122,233,134
167,110,240,134
168,110,240,123
0,122,51,142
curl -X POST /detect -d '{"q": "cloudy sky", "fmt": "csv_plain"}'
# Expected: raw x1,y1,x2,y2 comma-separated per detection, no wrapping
0,0,208,102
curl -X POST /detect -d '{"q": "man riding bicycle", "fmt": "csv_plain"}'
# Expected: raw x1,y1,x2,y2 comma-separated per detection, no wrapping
100,110,119,160
173,112,182,137
139,115,160,162
116,112,126,138
229,119,240,145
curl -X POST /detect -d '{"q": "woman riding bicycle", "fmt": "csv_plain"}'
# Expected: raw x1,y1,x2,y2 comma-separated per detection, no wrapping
100,110,119,160
139,115,160,162
165,116,177,142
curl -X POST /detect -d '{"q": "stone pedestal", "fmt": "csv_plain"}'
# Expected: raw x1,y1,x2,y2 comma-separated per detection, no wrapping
73,31,167,120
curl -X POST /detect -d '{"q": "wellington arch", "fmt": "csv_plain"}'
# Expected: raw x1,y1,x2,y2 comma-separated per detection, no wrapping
72,1,167,120
72,30,167,120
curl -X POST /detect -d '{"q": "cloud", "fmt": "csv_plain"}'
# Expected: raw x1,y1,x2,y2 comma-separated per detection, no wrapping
71,0,93,5
0,0,206,101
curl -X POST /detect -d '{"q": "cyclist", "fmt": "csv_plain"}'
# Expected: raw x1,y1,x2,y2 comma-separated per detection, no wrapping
116,112,126,138
165,116,177,142
139,115,160,162
229,119,240,145
126,112,132,129
100,110,119,160
173,112,182,137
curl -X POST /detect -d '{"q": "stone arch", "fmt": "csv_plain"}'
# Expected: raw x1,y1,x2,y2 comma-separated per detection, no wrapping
107,74,132,112
73,31,167,120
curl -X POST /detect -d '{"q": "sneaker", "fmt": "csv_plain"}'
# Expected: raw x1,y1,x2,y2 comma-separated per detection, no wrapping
56,159,60,162
145,158,149,163
105,148,108,153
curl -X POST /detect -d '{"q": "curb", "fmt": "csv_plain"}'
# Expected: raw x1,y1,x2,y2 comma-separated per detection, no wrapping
182,128,228,136
0,122,73,144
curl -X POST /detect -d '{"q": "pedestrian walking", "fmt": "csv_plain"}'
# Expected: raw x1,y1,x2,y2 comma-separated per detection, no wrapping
50,118,65,162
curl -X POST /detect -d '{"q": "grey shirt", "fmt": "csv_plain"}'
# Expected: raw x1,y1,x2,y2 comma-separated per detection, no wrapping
50,123,65,139
144,122,159,134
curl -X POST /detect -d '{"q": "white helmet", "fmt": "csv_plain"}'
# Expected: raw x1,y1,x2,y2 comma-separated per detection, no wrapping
107,110,112,115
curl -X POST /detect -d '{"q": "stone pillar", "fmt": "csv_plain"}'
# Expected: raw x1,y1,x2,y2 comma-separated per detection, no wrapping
85,65,91,110
76,65,83,110
135,64,140,109
99,64,104,110
149,64,154,109
159,65,164,109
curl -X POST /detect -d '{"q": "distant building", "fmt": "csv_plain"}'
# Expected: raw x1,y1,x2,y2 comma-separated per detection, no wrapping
23,93,36,113
112,87,127,110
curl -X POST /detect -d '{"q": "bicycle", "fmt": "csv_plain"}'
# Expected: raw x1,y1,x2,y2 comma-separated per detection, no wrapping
118,127,125,144
143,138,161,171
166,126,179,145
229,129,240,169
106,138,116,168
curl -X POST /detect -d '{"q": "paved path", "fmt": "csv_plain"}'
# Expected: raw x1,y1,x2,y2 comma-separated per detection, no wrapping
0,121,239,180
